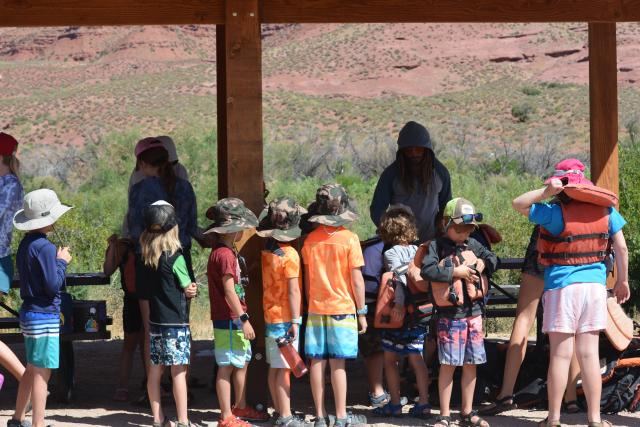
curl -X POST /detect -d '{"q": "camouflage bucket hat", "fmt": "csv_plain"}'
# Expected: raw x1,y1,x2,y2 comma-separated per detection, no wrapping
308,183,358,227
204,197,258,235
256,197,307,242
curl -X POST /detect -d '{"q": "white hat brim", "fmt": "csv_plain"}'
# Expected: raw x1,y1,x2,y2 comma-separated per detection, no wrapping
13,203,73,231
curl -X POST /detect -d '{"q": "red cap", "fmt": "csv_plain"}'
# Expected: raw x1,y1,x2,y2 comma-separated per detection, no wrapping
134,137,166,158
544,158,593,185
0,132,18,156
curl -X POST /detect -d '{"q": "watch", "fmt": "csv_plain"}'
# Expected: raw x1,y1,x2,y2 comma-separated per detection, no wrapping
239,312,250,322
356,306,368,316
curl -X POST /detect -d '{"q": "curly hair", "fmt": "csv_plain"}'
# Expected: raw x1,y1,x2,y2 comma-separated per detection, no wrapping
379,207,418,245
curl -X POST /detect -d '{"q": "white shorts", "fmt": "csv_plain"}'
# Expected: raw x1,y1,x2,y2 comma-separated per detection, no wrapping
542,283,607,334
265,322,300,369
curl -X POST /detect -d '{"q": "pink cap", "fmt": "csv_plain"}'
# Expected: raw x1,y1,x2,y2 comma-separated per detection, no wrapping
0,132,18,156
544,158,593,185
134,137,166,158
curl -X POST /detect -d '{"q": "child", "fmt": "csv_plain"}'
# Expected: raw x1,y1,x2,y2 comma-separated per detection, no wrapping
140,201,198,427
10,189,73,427
512,159,629,427
302,184,367,427
374,205,431,419
255,197,306,427
421,198,497,427
204,198,268,427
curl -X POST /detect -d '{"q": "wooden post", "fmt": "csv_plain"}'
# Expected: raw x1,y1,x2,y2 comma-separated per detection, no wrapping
216,0,268,406
588,23,619,195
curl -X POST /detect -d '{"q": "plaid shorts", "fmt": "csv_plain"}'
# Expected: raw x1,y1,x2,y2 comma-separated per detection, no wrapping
149,324,191,366
437,315,486,366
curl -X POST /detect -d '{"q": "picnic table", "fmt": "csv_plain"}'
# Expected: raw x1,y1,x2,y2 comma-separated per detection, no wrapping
0,273,112,402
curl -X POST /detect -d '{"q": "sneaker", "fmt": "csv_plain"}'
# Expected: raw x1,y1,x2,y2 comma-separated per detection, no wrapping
311,416,329,427
274,415,305,427
334,413,366,427
219,415,253,427
7,420,32,427
232,406,270,423
271,411,281,426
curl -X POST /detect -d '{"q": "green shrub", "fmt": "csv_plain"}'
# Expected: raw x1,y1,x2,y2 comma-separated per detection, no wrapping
521,86,542,96
511,103,536,123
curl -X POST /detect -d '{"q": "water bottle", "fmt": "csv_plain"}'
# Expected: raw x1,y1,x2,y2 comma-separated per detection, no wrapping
275,336,308,378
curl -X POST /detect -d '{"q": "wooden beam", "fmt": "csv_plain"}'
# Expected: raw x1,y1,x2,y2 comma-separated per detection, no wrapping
0,0,224,27
262,0,640,23
589,23,619,195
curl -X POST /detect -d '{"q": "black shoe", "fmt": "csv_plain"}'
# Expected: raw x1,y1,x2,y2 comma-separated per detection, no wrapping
7,419,32,427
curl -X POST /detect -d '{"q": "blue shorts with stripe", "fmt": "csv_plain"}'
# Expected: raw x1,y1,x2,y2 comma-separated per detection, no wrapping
20,310,60,369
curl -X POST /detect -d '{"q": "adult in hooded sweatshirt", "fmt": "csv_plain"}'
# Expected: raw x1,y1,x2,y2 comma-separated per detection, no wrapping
370,121,452,242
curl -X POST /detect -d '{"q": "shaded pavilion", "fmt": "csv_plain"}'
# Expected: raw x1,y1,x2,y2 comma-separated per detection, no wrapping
1,0,634,403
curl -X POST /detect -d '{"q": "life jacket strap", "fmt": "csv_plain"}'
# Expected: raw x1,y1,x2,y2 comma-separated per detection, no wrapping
540,250,607,260
539,232,609,243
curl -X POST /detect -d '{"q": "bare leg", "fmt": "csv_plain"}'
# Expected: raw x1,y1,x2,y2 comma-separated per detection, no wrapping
461,364,477,416
310,359,327,418
275,368,292,418
232,364,248,409
12,364,33,422
329,358,347,419
364,352,385,398
0,340,25,380
138,300,151,378
171,364,189,424
438,364,456,417
547,332,574,423
383,352,401,405
147,364,165,423
408,354,430,405
268,367,279,413
216,365,234,419
575,331,602,423
564,351,580,403
31,366,51,427
498,273,543,399
117,330,140,390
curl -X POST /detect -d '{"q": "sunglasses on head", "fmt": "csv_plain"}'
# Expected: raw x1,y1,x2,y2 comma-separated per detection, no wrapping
450,213,483,225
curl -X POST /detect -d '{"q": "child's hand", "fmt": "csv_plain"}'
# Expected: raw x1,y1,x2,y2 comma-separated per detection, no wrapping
391,306,404,322
613,280,630,304
475,259,485,274
453,265,478,282
287,323,299,341
185,283,198,299
357,315,367,335
57,247,72,263
242,320,255,340
543,178,565,198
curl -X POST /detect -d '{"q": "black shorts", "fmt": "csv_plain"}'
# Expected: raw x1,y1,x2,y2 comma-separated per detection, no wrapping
123,292,142,334
358,303,383,357
521,226,546,280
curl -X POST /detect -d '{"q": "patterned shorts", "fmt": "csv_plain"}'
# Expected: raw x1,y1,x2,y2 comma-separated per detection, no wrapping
305,313,358,360
214,319,252,369
149,324,191,366
437,315,486,367
381,324,427,355
20,310,60,369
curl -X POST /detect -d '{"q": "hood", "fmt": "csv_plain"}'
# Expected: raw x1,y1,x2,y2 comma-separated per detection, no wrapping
397,121,433,152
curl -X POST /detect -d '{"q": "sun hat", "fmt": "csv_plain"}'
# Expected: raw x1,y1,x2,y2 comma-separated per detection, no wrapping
256,197,307,242
0,132,18,156
604,296,634,351
443,197,483,228
156,136,179,163
134,137,166,158
204,198,258,235
307,183,358,227
13,189,73,231
144,200,178,233
544,158,593,186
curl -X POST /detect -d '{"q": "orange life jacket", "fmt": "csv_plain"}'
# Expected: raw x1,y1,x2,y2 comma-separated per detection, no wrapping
407,242,488,308
537,201,610,266
562,184,618,207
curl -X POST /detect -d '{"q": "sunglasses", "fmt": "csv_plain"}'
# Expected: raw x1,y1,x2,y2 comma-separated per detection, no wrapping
450,213,483,225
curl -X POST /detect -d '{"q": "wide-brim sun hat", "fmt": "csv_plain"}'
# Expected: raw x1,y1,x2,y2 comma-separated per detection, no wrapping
13,188,73,231
544,158,593,186
256,197,307,242
203,197,258,235
307,183,358,227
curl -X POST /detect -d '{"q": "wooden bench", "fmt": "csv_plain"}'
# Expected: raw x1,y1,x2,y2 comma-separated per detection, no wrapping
1,273,113,402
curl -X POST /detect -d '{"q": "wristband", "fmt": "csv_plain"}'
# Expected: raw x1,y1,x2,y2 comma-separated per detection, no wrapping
291,317,302,325
356,306,368,316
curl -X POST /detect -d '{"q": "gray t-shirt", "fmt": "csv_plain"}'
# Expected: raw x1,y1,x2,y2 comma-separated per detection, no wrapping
391,176,444,243
383,244,418,307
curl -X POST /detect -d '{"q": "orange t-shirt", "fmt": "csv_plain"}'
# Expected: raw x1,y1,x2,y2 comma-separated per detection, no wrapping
301,226,365,315
261,242,301,324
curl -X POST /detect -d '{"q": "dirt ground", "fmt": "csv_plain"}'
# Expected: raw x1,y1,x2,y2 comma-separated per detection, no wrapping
1,340,639,427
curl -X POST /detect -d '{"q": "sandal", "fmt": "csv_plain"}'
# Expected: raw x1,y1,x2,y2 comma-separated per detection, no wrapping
373,402,403,417
588,422,612,427
112,387,129,402
433,415,451,427
368,391,390,408
460,410,490,427
478,394,516,415
562,400,580,414
408,403,432,419
538,418,561,427
152,417,173,427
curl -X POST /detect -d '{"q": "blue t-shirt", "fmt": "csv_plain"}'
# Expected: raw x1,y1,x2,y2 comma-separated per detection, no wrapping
529,203,626,291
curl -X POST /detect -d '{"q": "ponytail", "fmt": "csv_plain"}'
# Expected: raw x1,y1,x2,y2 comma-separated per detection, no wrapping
159,160,177,204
